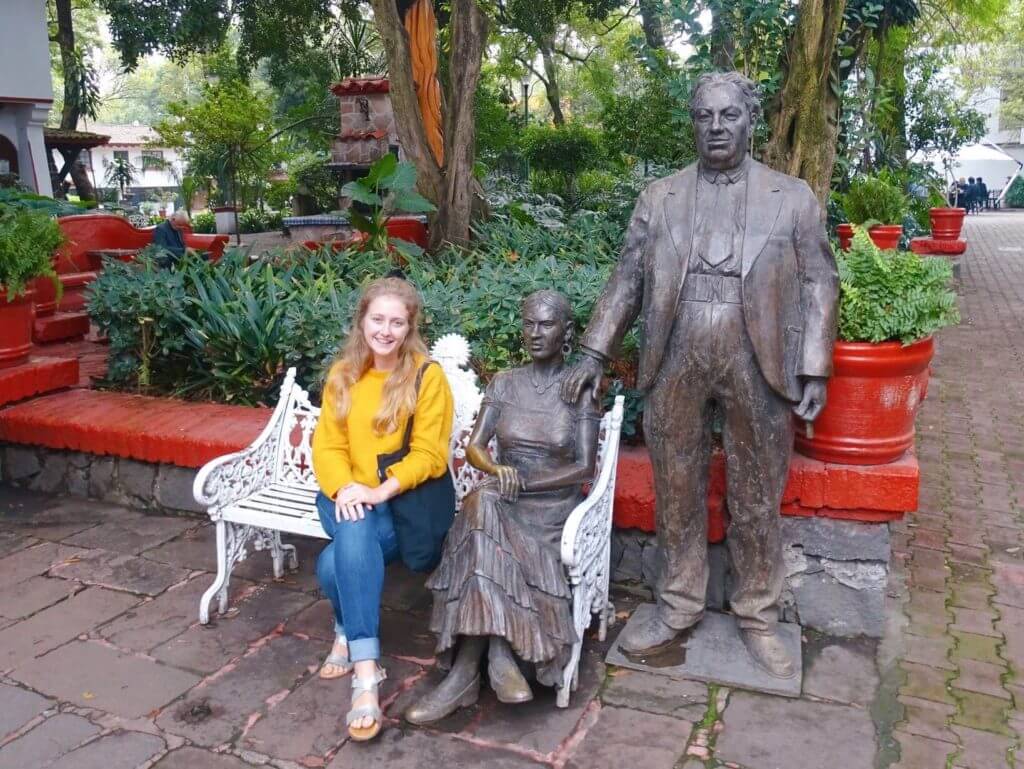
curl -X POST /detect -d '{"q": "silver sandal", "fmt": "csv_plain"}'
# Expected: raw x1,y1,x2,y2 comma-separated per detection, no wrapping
347,666,387,741
319,635,352,679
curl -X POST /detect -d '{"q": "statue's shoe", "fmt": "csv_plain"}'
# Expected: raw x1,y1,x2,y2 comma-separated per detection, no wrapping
488,657,533,704
618,612,695,655
740,629,797,679
404,674,480,725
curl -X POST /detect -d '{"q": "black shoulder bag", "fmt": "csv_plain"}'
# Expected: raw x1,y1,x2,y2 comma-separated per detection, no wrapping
376,361,456,572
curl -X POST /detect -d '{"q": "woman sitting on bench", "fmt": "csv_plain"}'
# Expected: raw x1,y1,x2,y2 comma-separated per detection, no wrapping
311,275,455,742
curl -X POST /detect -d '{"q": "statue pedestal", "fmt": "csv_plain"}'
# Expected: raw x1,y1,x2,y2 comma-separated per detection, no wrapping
606,604,802,698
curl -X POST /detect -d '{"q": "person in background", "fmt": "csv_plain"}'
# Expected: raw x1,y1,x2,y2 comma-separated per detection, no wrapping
152,210,190,266
977,176,989,210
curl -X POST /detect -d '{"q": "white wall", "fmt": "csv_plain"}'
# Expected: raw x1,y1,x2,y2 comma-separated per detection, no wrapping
0,0,54,102
0,103,53,196
90,145,185,191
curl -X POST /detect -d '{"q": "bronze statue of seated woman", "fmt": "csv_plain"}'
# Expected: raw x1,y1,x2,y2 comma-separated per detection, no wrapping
404,289,601,723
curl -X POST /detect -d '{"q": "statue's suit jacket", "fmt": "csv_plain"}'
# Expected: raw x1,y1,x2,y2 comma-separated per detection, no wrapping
581,159,839,402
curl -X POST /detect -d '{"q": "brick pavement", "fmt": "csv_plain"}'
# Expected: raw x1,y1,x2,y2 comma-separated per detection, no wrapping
1,210,1023,768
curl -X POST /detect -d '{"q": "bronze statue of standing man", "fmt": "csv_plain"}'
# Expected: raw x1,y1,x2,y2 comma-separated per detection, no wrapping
562,71,839,678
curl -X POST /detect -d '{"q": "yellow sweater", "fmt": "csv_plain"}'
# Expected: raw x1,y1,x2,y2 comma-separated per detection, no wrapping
311,357,454,499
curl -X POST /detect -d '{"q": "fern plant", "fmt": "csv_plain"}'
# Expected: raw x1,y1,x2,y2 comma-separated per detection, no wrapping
837,227,959,344
840,174,910,226
0,209,64,300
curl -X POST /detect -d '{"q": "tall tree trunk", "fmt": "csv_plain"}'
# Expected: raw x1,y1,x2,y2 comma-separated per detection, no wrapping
638,0,665,51
434,0,488,249
53,0,98,201
761,0,848,207
370,0,488,250
539,40,565,126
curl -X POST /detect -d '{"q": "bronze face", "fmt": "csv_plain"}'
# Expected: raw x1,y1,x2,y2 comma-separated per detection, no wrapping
522,301,568,364
692,82,751,170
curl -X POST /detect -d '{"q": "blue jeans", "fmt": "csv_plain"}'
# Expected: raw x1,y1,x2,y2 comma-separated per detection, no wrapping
315,491,400,662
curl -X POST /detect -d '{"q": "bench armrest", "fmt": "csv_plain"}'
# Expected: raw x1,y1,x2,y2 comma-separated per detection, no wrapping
560,395,625,580
192,434,278,510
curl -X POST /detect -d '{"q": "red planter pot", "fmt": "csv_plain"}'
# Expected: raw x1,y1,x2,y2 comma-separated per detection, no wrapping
837,223,854,250
384,216,429,248
0,288,37,369
795,337,934,465
929,207,966,240
31,275,59,317
836,223,903,251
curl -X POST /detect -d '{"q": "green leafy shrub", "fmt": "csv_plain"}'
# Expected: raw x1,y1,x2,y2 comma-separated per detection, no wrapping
238,208,270,233
191,211,216,233
1005,176,1024,208
840,174,910,226
0,209,64,300
0,188,88,218
837,227,959,344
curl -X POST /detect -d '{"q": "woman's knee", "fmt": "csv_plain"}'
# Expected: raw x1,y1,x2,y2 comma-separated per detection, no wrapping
332,515,378,560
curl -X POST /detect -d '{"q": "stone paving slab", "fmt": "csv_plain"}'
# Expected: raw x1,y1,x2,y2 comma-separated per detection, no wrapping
240,655,421,762
0,576,80,621
151,747,254,768
606,605,802,698
97,575,253,654
327,728,548,769
1,496,129,542
0,587,139,671
63,514,196,555
564,705,693,769
802,636,880,707
0,713,100,769
0,681,53,739
155,633,321,746
1,541,90,586
48,548,192,597
716,690,877,769
150,584,316,674
599,667,709,720
46,730,166,769
12,639,200,718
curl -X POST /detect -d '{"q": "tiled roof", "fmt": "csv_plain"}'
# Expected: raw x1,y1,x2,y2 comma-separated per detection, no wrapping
42,127,110,148
330,77,390,96
77,122,162,146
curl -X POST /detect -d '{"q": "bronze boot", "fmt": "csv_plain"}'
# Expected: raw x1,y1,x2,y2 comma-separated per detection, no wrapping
618,612,693,655
404,672,480,724
487,638,533,704
740,629,796,679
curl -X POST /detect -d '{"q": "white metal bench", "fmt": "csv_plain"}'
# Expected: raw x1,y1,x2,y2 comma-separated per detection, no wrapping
192,333,624,707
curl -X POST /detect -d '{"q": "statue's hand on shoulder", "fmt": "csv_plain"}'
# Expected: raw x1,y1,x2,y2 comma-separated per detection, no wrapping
793,377,828,422
560,355,603,405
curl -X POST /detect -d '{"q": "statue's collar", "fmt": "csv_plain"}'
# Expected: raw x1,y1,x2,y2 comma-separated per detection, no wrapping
699,156,750,185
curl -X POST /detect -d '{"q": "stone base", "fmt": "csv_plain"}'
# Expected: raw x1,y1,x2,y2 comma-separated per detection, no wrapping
606,605,802,698
611,516,890,638
1,444,203,515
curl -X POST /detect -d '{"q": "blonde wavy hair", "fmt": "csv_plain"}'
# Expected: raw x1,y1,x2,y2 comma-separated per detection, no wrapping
326,277,428,435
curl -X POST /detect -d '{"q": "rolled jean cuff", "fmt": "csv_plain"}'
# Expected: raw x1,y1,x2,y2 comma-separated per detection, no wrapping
348,637,381,662
334,621,345,639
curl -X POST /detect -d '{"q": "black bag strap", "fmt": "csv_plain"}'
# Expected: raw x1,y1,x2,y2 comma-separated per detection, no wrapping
398,360,435,452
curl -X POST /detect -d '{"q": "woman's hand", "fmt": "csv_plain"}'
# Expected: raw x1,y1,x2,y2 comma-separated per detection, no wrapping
495,465,525,503
334,483,381,522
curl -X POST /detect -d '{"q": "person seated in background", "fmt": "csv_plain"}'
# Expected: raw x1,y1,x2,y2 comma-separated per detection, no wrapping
152,210,190,265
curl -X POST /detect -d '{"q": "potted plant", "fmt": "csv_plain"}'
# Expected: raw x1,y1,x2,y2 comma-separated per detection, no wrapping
796,228,959,464
0,208,64,368
837,174,910,250
929,205,966,240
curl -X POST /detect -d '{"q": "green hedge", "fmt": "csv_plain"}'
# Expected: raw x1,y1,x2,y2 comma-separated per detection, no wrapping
86,209,648,438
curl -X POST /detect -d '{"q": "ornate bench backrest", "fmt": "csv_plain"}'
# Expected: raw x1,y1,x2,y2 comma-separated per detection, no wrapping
269,334,617,509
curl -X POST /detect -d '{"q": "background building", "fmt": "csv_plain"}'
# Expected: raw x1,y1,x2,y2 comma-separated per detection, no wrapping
0,0,55,196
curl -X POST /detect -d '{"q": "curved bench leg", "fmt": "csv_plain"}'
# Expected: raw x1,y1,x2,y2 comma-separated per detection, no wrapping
199,520,229,624
268,532,298,578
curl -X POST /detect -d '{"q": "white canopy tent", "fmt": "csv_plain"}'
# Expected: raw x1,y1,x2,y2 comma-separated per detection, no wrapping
938,142,1023,201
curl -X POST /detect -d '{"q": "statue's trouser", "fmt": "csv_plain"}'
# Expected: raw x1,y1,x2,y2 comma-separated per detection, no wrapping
643,288,794,634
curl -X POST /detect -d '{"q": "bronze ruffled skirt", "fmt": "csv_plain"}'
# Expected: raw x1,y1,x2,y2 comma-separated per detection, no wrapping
426,481,578,686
